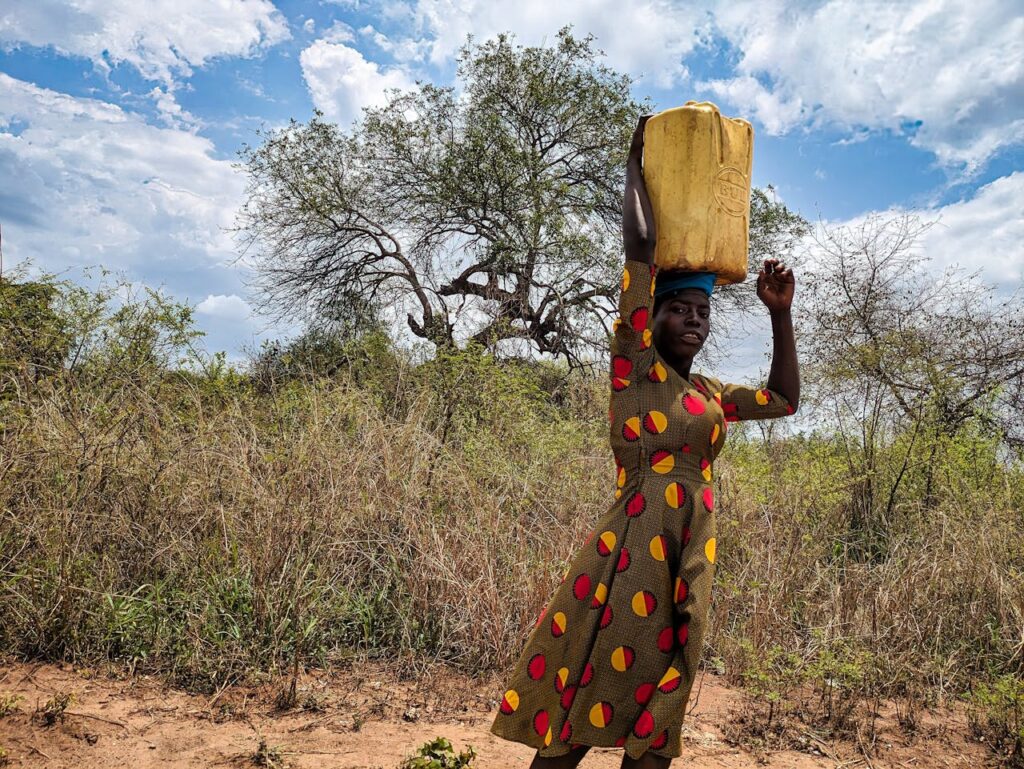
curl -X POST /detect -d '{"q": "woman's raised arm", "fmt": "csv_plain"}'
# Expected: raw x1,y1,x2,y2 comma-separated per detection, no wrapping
622,115,656,265
758,258,800,411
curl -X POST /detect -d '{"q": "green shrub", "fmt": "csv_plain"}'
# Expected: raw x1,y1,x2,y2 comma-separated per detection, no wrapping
0,695,21,718
969,675,1024,767
400,737,477,769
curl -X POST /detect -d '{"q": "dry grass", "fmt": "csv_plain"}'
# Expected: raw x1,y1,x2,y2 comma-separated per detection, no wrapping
0,331,1022,757
0,348,606,687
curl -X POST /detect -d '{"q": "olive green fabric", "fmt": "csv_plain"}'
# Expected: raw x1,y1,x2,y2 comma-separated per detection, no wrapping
490,259,793,759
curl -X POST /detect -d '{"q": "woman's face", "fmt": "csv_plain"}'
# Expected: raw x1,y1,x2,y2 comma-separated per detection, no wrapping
652,288,711,363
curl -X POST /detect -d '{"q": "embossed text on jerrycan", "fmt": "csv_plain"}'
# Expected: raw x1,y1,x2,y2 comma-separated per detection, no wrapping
642,101,753,284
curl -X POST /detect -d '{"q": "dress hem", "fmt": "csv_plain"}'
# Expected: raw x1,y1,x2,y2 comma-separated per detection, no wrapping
489,721,681,760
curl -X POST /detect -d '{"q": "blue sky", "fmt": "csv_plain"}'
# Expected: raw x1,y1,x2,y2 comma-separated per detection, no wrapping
1,0,1022,376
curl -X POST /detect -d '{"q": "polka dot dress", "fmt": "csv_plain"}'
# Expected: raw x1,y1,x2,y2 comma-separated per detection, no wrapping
490,259,795,759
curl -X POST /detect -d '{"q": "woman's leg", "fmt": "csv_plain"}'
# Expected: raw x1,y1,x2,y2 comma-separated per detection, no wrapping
529,745,590,768
620,752,672,769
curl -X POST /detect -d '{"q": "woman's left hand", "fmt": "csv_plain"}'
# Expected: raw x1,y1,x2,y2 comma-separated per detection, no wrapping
756,258,795,312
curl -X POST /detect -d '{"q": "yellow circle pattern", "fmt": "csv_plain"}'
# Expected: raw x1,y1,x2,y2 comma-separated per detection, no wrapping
504,689,519,712
611,646,632,671
649,535,666,561
705,537,717,564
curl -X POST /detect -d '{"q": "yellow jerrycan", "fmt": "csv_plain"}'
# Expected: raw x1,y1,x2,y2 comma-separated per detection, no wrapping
642,101,753,284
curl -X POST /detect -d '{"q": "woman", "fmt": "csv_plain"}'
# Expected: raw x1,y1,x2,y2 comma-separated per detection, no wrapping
490,115,800,767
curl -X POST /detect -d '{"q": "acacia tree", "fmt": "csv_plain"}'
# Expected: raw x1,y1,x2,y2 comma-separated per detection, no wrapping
800,213,1024,547
237,29,805,365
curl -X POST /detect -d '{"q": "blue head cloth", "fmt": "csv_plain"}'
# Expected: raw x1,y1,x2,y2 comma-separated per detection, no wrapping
654,271,716,298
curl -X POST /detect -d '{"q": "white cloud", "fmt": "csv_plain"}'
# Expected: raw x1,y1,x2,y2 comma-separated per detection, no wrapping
147,86,201,130
919,172,1024,287
300,41,415,125
700,74,803,135
303,0,1021,172
298,0,708,127
196,294,253,321
407,0,706,88
705,0,1024,172
321,20,357,44
358,25,429,63
0,73,288,358
0,73,242,276
0,0,290,84
817,173,1024,292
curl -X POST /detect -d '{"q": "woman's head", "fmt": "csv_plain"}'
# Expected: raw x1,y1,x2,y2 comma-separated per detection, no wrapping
652,271,714,363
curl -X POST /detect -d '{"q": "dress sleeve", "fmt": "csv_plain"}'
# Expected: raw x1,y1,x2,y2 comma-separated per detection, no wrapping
609,259,657,384
711,378,795,422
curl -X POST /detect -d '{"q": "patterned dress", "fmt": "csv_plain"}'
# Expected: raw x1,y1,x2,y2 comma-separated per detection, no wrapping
490,259,795,759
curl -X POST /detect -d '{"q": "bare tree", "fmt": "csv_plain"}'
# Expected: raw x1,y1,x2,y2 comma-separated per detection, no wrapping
802,213,1024,441
799,213,1024,553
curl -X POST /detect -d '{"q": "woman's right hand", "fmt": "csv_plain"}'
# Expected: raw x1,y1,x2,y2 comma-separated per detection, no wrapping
622,114,656,264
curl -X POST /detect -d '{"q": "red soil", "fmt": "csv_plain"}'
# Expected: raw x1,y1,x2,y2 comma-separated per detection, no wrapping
0,661,988,768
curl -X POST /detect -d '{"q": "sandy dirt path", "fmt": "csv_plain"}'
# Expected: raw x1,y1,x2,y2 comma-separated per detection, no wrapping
0,661,987,768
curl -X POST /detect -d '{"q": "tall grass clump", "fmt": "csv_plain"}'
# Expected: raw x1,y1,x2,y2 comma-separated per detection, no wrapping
711,425,1023,740
0,272,610,688
0,271,1021,758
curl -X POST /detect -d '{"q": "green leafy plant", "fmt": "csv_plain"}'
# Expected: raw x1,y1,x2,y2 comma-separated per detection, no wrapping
969,675,1024,768
724,638,802,746
36,691,73,726
0,694,21,718
399,737,477,769
802,635,875,733
252,737,285,768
